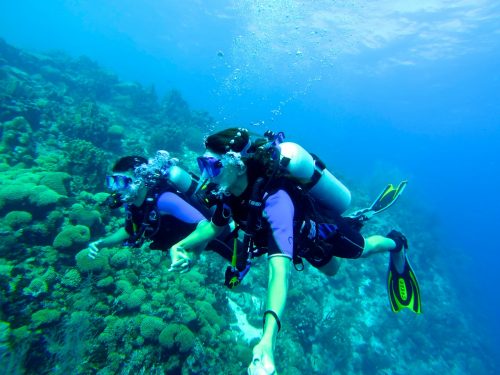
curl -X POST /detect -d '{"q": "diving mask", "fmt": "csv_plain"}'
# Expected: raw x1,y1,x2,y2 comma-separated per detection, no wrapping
106,174,133,191
197,156,223,178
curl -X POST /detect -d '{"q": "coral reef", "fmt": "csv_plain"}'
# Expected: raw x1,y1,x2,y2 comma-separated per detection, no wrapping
0,38,494,375
53,225,90,252
0,116,35,166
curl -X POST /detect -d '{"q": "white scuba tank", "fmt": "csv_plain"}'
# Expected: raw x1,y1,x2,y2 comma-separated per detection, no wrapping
166,165,198,197
278,142,351,214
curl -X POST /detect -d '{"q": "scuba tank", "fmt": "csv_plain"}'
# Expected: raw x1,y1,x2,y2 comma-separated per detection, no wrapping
166,165,198,197
278,142,351,214
166,165,218,217
138,151,198,198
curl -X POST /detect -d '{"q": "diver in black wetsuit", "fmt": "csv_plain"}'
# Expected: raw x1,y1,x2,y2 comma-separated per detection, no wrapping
85,152,246,274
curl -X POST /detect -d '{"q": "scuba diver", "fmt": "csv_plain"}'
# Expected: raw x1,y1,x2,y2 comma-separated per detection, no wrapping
168,128,421,375
86,151,249,281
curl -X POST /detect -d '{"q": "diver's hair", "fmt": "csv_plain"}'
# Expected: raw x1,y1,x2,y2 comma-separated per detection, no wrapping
205,127,282,179
112,156,147,173
204,128,251,154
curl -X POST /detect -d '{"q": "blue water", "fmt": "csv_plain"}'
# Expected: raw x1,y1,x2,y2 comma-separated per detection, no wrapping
2,0,499,369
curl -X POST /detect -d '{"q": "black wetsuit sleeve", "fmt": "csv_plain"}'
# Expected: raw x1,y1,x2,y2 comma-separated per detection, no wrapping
211,200,231,227
124,206,134,236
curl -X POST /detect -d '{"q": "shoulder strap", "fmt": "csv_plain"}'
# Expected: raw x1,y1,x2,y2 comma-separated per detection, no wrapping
124,190,161,247
246,177,267,237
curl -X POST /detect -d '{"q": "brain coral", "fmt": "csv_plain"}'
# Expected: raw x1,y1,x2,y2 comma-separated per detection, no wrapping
53,224,90,252
96,275,114,289
98,316,127,346
29,185,64,208
115,279,133,294
23,277,48,297
61,269,82,289
75,248,108,274
0,182,35,212
39,171,71,196
31,309,61,328
177,303,197,326
159,323,195,353
194,300,224,327
158,323,180,349
123,289,147,311
4,210,32,229
68,203,101,228
110,250,131,269
139,316,166,341
176,326,196,353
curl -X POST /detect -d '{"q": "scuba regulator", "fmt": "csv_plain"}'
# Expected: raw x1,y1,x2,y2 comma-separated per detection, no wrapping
102,192,124,209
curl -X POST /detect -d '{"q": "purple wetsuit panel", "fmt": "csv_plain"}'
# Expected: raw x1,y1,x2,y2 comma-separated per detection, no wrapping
156,192,204,224
262,189,294,259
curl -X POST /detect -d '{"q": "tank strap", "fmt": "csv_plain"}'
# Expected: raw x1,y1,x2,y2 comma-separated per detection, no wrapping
246,177,266,237
280,156,291,168
280,153,325,191
304,155,325,190
185,173,199,197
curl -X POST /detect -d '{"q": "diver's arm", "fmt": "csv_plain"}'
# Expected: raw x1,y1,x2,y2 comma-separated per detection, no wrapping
100,227,130,247
172,196,230,254
260,190,294,347
264,256,291,340
169,220,225,270
248,255,291,374
248,189,294,373
87,227,129,259
175,220,224,251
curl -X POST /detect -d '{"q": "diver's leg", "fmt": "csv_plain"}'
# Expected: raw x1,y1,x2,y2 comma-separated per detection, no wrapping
317,257,341,276
361,235,396,258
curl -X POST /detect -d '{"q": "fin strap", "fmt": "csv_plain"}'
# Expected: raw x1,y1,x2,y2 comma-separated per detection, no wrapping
263,310,281,333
